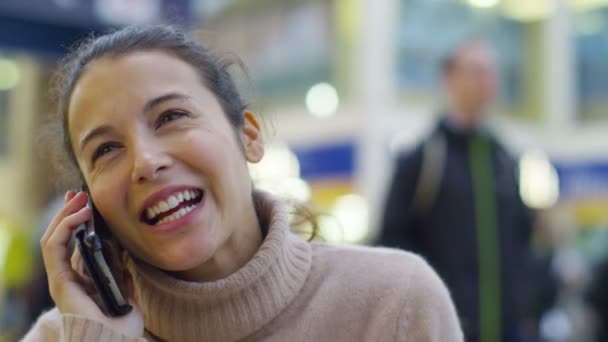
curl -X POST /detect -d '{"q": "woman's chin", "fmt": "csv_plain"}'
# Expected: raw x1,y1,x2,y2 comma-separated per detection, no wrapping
144,237,217,276
132,218,225,279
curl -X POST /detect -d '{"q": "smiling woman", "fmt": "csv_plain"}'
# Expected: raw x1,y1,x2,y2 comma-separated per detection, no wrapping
22,26,463,342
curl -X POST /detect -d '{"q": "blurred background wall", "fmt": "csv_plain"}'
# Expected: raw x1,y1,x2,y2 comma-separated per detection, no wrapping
0,0,607,340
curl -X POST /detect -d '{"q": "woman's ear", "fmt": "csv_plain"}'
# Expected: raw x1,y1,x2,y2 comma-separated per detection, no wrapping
240,111,264,163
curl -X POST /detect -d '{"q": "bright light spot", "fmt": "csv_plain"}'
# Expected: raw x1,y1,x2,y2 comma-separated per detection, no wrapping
468,0,500,8
255,177,311,203
318,194,370,244
0,58,20,90
249,143,310,202
331,194,369,244
281,177,311,202
389,130,417,155
502,0,551,21
519,150,560,209
249,143,300,180
318,216,344,244
540,308,572,341
305,82,339,118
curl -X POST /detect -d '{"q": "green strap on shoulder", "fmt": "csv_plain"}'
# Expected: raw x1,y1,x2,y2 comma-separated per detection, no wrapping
469,136,502,342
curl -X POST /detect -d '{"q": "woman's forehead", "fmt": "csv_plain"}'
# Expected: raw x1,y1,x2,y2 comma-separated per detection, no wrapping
74,51,201,96
67,51,220,139
70,52,203,111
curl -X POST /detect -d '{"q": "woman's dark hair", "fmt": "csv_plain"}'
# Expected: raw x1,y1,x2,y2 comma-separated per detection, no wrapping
46,25,319,241
52,25,247,169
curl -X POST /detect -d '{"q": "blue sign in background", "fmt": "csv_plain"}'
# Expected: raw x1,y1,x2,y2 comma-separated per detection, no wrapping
290,140,608,201
555,161,608,200
291,142,355,180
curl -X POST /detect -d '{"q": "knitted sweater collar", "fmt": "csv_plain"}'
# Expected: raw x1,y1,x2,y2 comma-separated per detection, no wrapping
125,191,312,341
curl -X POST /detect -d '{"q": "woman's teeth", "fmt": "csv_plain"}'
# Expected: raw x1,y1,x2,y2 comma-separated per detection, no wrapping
145,189,202,224
157,205,197,225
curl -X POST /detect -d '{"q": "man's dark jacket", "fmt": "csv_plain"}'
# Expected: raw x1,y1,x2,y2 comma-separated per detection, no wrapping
378,118,533,342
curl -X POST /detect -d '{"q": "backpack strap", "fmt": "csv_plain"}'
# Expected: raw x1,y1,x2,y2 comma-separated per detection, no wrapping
412,130,447,216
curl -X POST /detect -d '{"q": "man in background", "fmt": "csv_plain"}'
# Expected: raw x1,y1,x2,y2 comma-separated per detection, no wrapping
587,256,608,341
378,41,534,342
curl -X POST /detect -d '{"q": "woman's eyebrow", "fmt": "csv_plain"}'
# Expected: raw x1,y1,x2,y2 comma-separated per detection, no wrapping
79,125,114,155
143,92,191,114
79,93,191,155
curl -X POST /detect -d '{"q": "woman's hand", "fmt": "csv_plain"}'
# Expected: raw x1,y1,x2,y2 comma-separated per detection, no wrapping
40,191,144,337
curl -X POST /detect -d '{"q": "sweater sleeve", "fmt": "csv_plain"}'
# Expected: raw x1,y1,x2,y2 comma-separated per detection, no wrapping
397,255,463,342
20,308,147,342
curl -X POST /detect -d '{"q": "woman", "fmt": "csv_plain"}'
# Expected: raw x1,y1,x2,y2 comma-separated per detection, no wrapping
23,26,462,341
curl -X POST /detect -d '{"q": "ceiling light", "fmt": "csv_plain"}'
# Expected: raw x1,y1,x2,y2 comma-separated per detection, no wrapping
306,82,339,118
468,0,501,9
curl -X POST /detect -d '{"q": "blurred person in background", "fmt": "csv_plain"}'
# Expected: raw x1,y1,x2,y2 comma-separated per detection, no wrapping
0,218,34,340
0,197,65,339
22,25,462,341
586,256,608,341
378,40,535,342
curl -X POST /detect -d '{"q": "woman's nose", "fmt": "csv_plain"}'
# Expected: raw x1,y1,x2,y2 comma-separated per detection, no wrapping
130,143,172,184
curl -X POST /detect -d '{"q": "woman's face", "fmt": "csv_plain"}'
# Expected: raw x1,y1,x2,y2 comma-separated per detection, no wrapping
68,51,263,272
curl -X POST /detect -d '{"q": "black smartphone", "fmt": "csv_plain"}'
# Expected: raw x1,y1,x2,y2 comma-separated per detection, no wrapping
73,191,133,317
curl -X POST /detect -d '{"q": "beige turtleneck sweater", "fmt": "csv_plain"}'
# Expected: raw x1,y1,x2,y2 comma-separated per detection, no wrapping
22,191,462,341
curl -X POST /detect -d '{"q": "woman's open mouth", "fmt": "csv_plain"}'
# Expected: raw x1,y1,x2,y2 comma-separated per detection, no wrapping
141,188,204,226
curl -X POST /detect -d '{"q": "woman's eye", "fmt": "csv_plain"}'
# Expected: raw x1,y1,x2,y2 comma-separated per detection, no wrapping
92,143,119,163
156,110,187,129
